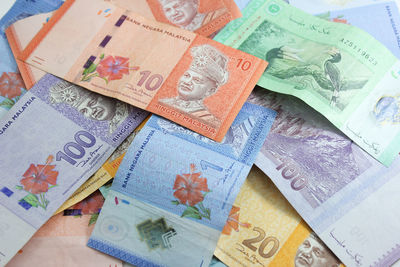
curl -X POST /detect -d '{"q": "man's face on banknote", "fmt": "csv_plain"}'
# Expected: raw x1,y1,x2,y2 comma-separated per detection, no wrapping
162,0,198,27
77,94,117,121
177,70,216,101
295,234,339,267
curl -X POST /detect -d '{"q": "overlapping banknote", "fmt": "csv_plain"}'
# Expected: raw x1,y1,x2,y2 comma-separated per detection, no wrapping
215,0,400,166
288,0,388,14
55,117,149,213
215,166,342,267
13,0,268,142
7,191,123,267
5,0,243,90
0,0,63,117
87,102,276,267
0,74,147,265
245,86,400,266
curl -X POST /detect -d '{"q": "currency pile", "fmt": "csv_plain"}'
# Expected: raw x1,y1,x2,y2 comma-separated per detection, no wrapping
1,0,400,267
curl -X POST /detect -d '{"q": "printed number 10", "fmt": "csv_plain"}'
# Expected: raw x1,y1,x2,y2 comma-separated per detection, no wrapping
237,59,252,71
137,71,163,91
56,131,96,165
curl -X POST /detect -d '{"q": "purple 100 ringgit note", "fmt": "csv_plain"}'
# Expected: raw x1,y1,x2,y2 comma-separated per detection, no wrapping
0,74,148,265
250,87,400,267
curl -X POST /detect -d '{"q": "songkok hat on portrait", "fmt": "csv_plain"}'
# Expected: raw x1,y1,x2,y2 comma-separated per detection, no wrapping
158,0,198,6
48,80,91,108
189,44,229,86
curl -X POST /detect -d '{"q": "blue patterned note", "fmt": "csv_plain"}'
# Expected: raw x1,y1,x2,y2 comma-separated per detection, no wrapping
0,0,63,117
88,103,276,267
0,74,147,265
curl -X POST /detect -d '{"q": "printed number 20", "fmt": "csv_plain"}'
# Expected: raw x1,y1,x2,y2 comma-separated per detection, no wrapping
56,131,96,165
242,227,279,258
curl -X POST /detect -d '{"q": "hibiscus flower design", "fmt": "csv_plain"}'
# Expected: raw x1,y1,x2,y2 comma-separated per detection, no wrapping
71,191,104,215
222,206,251,235
80,54,139,83
16,155,59,210
0,72,24,99
172,164,211,220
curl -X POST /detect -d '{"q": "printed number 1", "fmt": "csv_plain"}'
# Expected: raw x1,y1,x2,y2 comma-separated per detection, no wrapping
200,160,223,172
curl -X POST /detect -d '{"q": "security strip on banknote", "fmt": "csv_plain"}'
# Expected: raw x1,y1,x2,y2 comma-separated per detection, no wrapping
246,86,400,266
0,74,147,265
215,0,400,166
15,0,268,142
88,102,276,267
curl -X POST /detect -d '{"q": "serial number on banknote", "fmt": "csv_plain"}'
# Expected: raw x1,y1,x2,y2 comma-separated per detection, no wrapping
340,38,378,66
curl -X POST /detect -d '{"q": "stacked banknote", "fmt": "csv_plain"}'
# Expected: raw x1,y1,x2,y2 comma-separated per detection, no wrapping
3,0,400,267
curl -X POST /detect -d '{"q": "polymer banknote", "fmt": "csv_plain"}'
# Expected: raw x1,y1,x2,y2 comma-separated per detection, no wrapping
215,166,342,267
14,0,267,142
0,74,147,265
215,0,400,166
247,86,400,266
88,102,276,267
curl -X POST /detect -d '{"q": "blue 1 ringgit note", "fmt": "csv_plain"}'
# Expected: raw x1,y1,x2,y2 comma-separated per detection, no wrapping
88,102,276,267
0,74,148,265
0,0,63,116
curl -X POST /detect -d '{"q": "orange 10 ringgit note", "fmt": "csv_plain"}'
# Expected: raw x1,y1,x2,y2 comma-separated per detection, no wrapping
18,0,267,142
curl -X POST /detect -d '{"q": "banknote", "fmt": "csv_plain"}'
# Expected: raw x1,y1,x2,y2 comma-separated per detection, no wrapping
88,102,276,267
0,74,147,265
315,1,400,59
55,116,149,213
288,0,384,14
0,0,63,118
5,0,241,90
15,0,267,142
246,86,400,266
110,0,241,37
7,191,123,267
234,0,253,10
215,166,342,267
215,0,400,166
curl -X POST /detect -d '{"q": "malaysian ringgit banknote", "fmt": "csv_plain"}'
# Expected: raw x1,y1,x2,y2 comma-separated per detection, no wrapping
15,0,267,142
5,0,242,90
0,0,63,117
0,74,147,265
87,102,276,267
288,0,383,14
315,1,400,59
55,117,149,213
110,0,241,37
215,0,400,166
215,166,342,267
7,191,123,267
246,87,400,266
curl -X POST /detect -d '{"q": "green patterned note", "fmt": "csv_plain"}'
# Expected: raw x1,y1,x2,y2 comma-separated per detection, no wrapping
215,0,400,166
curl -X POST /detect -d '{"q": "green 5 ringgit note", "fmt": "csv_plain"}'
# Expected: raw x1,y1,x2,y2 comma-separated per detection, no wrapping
215,0,400,166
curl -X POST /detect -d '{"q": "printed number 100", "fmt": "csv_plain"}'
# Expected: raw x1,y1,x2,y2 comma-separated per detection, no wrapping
56,131,96,165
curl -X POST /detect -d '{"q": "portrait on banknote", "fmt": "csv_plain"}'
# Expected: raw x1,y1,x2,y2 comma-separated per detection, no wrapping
159,44,229,128
48,80,130,134
239,20,372,110
294,232,340,267
147,0,226,31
